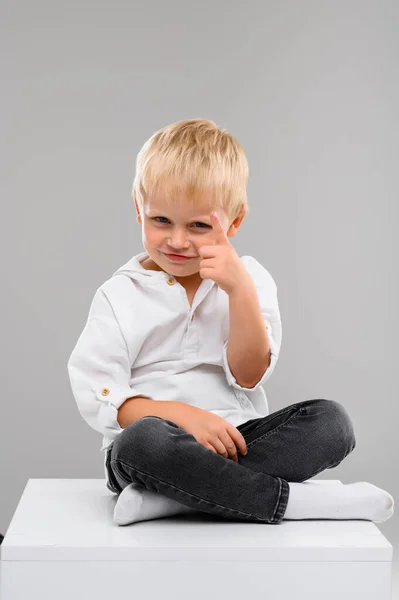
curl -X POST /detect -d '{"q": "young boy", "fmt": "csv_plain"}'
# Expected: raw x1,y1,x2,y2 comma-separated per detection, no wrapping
67,118,394,526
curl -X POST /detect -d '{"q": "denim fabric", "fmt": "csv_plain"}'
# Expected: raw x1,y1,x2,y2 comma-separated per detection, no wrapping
105,398,356,524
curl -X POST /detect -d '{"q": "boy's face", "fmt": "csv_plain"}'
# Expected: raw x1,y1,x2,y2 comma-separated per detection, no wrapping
134,192,246,283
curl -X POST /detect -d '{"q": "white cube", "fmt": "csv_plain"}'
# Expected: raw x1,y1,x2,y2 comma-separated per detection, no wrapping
0,479,393,600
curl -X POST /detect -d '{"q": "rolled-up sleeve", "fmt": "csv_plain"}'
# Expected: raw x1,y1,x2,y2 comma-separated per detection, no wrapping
67,288,151,445
222,256,282,391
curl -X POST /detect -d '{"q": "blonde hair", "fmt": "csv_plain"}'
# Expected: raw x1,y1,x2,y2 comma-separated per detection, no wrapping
132,118,249,222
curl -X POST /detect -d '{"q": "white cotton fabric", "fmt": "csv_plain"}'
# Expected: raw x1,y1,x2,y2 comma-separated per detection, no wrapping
67,251,282,488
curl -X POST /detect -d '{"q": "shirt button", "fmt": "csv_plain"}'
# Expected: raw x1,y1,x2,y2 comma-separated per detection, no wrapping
166,277,175,285
101,388,110,396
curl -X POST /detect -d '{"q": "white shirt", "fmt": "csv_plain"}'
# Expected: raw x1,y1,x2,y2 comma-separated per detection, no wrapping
67,251,282,488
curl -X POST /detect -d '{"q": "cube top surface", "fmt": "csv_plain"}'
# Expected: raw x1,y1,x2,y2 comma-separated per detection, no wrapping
1,479,393,562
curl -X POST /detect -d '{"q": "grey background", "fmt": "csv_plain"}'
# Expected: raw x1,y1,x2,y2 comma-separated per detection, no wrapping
1,0,398,589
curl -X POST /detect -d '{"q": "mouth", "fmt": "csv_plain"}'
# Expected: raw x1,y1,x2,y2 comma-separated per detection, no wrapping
163,253,194,262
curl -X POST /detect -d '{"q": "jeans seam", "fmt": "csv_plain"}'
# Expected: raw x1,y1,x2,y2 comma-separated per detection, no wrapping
271,476,282,522
273,478,290,523
246,406,306,450
111,458,275,523
106,446,123,494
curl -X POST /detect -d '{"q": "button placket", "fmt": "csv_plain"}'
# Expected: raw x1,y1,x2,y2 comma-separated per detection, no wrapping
183,313,198,350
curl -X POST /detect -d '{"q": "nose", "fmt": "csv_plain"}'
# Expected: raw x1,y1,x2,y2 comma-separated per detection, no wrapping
168,229,190,250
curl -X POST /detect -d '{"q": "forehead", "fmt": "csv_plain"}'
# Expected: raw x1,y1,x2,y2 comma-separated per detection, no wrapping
145,196,216,219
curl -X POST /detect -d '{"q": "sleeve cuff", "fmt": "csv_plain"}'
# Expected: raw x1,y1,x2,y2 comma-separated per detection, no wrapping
93,384,152,445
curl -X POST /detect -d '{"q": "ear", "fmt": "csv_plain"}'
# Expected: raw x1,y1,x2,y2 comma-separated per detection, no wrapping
227,206,247,237
134,191,142,223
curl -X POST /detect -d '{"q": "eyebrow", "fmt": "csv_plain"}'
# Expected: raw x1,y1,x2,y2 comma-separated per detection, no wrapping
148,210,211,221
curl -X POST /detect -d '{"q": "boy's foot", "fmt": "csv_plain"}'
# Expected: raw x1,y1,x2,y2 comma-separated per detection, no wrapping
283,481,394,523
113,482,197,526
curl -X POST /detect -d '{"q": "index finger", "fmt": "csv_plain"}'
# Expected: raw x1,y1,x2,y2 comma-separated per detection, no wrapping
210,211,229,245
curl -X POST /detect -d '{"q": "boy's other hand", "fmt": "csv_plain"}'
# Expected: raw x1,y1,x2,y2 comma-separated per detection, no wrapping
178,406,248,462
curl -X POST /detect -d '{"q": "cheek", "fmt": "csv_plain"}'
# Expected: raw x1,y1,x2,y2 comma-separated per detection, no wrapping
143,225,159,241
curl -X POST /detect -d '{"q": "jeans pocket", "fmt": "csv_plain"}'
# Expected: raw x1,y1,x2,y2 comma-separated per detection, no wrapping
238,417,265,436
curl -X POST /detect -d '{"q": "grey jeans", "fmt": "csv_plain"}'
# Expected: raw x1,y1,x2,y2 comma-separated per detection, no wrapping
105,398,356,524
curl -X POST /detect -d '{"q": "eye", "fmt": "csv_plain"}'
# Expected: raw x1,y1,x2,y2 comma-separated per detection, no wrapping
152,217,210,229
192,222,210,228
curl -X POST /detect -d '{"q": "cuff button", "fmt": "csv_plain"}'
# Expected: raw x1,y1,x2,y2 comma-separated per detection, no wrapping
101,388,110,396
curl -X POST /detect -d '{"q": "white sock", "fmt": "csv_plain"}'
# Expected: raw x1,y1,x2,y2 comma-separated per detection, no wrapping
284,480,395,523
113,483,198,526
